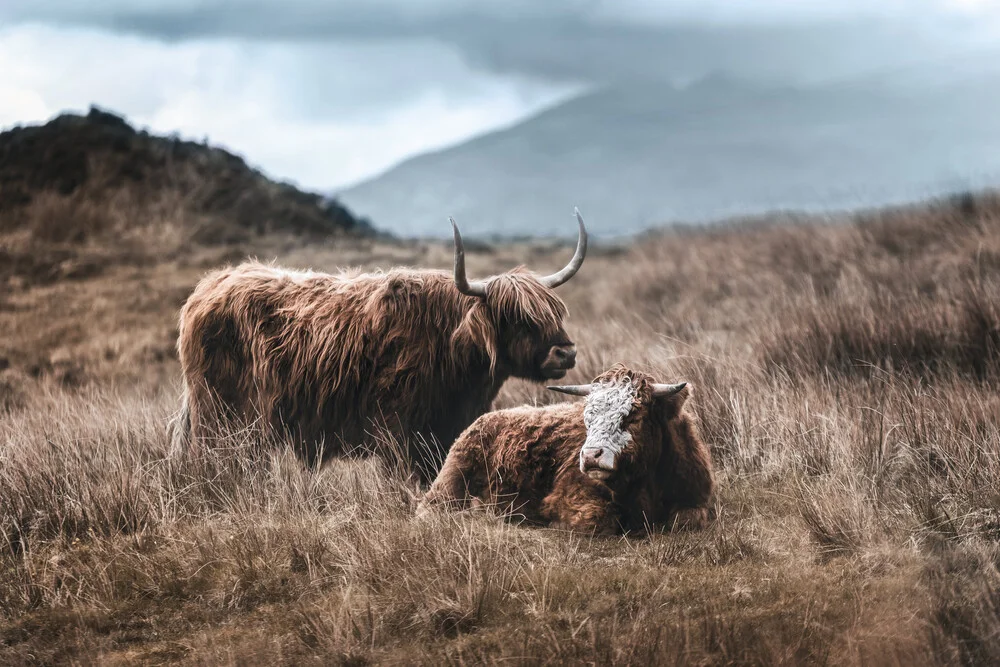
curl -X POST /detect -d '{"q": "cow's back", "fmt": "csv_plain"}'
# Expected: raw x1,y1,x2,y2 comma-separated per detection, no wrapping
175,262,497,469
426,402,587,520
177,263,369,446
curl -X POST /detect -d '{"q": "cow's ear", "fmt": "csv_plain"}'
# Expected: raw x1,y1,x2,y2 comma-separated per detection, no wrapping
655,383,691,417
451,303,498,372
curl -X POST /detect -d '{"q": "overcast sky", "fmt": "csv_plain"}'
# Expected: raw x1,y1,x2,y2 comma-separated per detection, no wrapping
2,0,998,190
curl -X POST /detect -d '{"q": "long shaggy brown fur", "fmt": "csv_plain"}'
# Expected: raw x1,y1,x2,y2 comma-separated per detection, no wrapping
421,364,715,534
173,261,574,479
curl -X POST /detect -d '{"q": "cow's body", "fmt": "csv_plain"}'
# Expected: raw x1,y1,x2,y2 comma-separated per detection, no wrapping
422,365,714,534
171,213,586,480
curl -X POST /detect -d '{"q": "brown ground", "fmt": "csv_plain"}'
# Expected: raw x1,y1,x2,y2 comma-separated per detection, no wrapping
2,189,1000,665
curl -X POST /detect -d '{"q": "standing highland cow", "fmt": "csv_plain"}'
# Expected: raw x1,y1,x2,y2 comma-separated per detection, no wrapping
421,364,714,534
171,212,587,480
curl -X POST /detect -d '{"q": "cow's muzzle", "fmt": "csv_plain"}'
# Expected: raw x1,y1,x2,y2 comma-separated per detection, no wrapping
579,446,616,481
540,344,577,379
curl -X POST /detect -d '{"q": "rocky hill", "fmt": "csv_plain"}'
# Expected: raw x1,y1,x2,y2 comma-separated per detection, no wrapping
0,107,374,287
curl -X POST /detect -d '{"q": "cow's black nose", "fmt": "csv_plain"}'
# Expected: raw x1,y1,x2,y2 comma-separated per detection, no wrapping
555,346,577,365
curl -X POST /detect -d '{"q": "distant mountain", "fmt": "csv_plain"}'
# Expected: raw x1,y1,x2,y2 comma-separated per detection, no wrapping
338,71,1000,238
0,106,374,244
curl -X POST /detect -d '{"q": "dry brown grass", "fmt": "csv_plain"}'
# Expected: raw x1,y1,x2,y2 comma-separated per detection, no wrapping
3,190,1000,665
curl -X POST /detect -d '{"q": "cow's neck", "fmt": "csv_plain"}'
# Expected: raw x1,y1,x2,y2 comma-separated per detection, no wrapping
457,358,508,413
432,352,508,441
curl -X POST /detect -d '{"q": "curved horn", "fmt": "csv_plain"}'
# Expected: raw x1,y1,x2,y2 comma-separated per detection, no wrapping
540,208,588,289
547,384,593,396
651,382,687,398
450,217,488,298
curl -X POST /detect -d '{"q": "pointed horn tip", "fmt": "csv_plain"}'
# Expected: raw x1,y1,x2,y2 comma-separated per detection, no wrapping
450,217,466,250
652,381,688,397
539,207,588,288
547,385,592,396
451,216,487,297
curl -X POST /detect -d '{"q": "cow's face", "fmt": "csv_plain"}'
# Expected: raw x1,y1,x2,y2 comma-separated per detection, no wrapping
578,377,644,480
548,365,688,482
487,271,577,381
448,210,586,381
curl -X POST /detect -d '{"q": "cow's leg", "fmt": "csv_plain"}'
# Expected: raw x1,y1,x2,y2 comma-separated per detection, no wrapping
421,457,477,511
419,439,494,515
666,506,711,531
167,389,193,458
542,477,620,536
181,380,228,457
551,505,619,536
417,420,466,483
409,438,445,487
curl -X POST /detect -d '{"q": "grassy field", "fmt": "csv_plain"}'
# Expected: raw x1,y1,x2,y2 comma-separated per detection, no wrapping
3,191,1000,665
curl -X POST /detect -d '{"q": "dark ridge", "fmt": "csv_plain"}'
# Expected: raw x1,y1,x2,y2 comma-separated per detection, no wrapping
0,105,376,241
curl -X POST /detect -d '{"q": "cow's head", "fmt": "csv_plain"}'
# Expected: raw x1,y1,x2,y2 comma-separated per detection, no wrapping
548,364,689,481
450,210,586,381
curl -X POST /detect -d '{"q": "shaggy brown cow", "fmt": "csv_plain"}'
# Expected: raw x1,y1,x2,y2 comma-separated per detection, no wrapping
171,212,587,480
421,364,714,534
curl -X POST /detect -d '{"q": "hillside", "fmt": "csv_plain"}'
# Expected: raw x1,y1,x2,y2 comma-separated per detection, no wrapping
339,72,1000,238
0,107,373,287
2,187,1000,663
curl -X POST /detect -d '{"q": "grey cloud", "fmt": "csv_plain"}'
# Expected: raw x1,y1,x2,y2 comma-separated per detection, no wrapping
1,0,965,33
439,19,949,85
245,39,511,122
2,1,567,40
4,1,995,97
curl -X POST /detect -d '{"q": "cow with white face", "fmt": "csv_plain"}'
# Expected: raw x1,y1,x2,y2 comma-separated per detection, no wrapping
422,364,715,534
555,373,686,481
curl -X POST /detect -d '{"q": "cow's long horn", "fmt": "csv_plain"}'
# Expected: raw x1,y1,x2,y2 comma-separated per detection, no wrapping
651,382,687,397
450,217,488,298
547,384,592,396
539,208,588,289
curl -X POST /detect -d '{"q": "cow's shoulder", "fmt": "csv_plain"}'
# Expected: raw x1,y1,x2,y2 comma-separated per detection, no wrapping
476,401,584,435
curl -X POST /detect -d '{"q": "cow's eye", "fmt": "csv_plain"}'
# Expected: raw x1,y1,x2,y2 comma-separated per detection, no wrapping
514,321,535,336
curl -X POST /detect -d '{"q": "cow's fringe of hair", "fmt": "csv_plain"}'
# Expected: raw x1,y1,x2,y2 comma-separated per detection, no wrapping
485,268,567,334
453,268,568,375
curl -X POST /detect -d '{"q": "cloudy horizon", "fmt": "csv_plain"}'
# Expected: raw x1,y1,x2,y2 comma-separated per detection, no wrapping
2,0,999,191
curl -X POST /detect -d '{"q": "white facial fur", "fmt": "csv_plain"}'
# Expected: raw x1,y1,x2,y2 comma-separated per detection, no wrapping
579,380,637,476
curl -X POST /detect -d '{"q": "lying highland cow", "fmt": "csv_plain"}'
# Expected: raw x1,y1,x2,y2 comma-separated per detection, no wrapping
421,364,714,534
172,212,587,481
